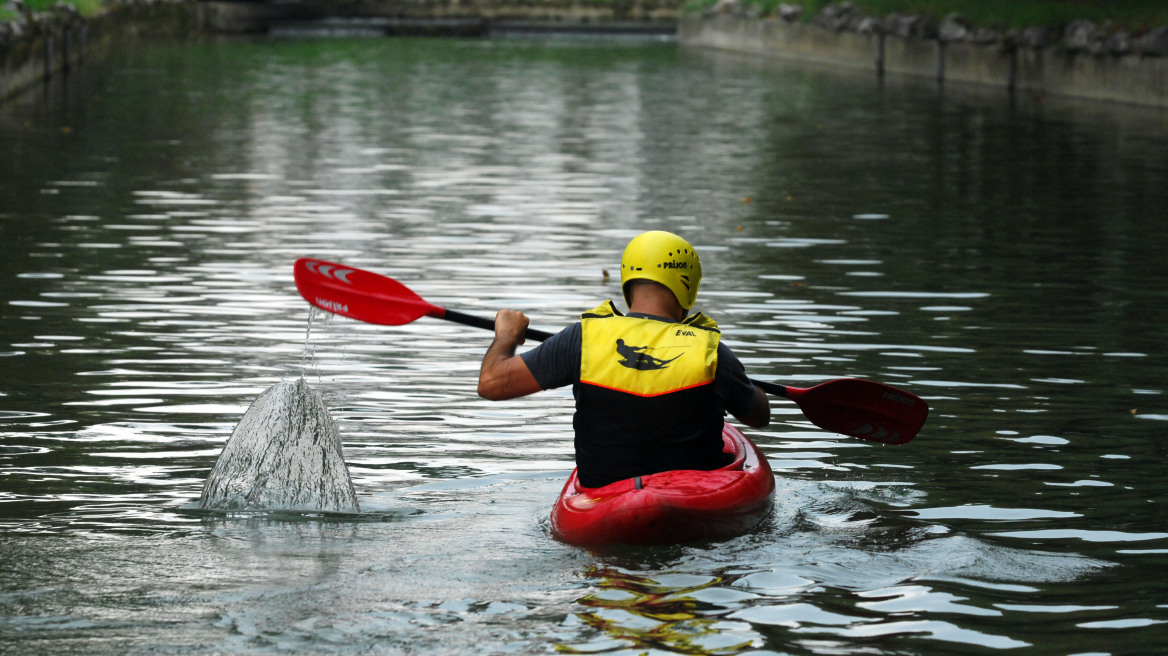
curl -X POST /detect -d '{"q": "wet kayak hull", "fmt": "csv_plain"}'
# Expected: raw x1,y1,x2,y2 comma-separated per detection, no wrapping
550,424,774,546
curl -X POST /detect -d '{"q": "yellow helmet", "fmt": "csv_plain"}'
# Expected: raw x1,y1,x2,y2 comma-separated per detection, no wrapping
620,231,702,310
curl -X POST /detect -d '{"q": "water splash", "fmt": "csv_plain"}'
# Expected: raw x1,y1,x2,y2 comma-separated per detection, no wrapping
302,306,324,379
197,378,359,513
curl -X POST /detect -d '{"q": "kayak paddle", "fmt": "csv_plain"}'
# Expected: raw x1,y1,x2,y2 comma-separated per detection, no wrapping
293,258,927,445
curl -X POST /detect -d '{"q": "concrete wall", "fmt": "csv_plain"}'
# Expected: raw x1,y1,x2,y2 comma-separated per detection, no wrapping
679,14,1168,108
6,2,1166,108
678,13,879,72
1,8,88,101
200,0,681,34
1,1,203,102
1,0,680,101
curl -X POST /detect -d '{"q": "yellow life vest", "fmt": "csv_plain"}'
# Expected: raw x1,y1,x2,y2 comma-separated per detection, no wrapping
579,300,721,396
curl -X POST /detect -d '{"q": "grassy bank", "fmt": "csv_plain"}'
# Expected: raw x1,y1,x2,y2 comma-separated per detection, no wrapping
689,0,1168,31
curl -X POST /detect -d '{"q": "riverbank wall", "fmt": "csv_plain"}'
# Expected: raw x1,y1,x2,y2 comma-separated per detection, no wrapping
679,4,1168,108
0,0,681,101
4,0,1168,108
0,0,201,102
201,0,679,34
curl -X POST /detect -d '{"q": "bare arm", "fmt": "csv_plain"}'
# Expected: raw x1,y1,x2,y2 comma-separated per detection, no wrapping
477,309,543,401
733,385,771,429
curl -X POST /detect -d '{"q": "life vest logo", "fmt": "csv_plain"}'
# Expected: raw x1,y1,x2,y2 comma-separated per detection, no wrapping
615,339,683,371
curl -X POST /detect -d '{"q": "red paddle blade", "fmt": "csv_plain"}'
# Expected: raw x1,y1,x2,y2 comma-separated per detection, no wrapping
786,379,928,445
293,258,443,326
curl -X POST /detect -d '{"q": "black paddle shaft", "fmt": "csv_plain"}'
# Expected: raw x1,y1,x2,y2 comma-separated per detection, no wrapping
444,309,555,343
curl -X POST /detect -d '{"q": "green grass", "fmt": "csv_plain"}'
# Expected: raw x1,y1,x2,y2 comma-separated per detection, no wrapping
686,0,1168,31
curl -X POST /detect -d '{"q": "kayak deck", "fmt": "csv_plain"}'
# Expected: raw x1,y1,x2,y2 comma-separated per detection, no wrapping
550,424,775,546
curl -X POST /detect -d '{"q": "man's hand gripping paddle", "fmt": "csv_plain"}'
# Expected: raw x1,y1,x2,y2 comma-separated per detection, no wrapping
294,258,928,445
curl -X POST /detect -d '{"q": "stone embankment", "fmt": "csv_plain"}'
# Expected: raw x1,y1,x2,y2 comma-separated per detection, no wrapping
0,0,680,101
3,0,1167,107
1,0,199,101
680,1,1168,107
200,0,677,34
201,0,679,35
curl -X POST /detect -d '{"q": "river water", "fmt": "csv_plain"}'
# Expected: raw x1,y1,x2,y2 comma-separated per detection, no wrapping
1,34,1167,655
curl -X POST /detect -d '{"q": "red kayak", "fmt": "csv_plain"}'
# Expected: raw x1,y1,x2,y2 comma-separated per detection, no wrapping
550,424,775,546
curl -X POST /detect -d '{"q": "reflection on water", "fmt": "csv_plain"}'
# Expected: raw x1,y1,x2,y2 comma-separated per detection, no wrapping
1,35,1167,654
567,568,754,655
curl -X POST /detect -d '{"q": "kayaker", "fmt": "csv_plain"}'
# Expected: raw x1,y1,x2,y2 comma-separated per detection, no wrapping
478,230,770,488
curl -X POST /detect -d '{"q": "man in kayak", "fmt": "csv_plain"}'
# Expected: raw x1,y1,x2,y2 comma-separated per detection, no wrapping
478,230,770,488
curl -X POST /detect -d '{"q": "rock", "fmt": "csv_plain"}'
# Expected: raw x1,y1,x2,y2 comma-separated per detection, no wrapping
938,12,971,42
1080,22,1117,56
854,15,880,35
5,18,24,41
1135,25,1168,56
706,0,741,18
777,3,802,23
813,2,861,33
882,13,937,39
51,2,82,24
5,0,34,35
26,11,54,36
1019,26,1052,49
197,378,360,513
971,27,1003,45
1107,30,1133,56
882,13,912,38
843,9,872,33
1064,19,1100,53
